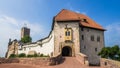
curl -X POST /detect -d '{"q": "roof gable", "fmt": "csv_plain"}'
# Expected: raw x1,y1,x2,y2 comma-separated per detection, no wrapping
55,9,105,30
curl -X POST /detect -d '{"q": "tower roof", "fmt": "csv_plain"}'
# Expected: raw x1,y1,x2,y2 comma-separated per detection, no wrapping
55,9,105,30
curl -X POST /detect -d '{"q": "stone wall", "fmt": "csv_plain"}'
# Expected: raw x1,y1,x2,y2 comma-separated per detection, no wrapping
0,54,62,66
0,58,19,64
100,58,120,68
80,27,104,65
76,53,89,66
18,58,50,66
49,53,62,65
54,21,80,56
6,40,19,58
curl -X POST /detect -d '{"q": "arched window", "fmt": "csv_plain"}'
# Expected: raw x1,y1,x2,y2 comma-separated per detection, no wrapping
82,35,84,40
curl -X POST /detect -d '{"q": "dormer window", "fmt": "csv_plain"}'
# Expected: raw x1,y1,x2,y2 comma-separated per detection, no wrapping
81,19,87,23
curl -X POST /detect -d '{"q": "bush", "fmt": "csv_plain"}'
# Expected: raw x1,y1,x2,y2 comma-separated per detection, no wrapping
9,54,17,58
18,53,26,57
26,53,49,58
27,53,38,57
27,55,34,57
34,53,38,57
40,54,44,57
39,54,49,57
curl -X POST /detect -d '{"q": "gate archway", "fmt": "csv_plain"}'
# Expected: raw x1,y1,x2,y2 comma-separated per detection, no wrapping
62,46,72,56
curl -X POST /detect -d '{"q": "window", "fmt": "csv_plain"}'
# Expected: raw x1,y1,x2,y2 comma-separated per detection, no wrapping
104,62,107,66
68,31,70,36
91,35,94,41
65,31,70,36
95,48,97,52
82,35,84,40
83,19,86,22
84,45,86,49
87,29,89,32
81,27,84,31
97,36,100,42
65,31,67,36
81,19,88,23
64,28,72,41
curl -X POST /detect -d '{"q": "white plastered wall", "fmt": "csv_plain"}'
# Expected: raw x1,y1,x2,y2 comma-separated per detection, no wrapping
18,30,54,56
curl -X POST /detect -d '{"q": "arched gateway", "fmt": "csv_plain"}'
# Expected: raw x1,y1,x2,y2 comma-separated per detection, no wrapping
62,46,72,56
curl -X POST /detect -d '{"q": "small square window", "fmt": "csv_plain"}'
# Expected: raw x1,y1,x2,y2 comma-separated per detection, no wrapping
81,27,84,31
97,36,100,42
84,45,86,49
95,48,97,52
87,29,89,32
91,35,94,41
82,35,84,40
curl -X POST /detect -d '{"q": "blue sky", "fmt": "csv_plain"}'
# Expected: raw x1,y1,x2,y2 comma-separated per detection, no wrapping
0,0,120,57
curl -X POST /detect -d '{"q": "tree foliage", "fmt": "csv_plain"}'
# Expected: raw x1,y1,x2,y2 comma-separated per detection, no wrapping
98,45,120,61
21,35,32,43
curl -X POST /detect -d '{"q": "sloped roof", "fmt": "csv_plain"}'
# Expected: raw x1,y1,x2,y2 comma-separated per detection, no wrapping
55,9,105,30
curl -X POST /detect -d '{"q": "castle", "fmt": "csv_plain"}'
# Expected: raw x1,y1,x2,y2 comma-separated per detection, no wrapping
6,9,105,65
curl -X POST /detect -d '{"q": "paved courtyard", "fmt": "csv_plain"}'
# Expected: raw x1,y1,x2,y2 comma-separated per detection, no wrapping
0,57,104,68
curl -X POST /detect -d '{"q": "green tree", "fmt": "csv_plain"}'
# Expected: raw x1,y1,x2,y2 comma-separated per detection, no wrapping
99,45,120,61
98,47,111,58
118,50,120,60
21,35,32,43
110,45,119,59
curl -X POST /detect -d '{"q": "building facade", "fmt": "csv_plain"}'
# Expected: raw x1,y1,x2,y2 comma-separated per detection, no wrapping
6,9,105,65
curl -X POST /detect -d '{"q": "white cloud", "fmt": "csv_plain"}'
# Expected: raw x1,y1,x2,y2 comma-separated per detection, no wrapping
105,23,120,46
1,15,19,26
0,15,44,57
65,2,87,15
75,10,87,15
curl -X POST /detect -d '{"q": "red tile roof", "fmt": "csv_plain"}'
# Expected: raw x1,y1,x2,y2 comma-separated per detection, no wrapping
55,9,105,30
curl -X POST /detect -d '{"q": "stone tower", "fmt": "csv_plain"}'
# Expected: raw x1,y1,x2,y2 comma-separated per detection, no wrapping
21,26,30,39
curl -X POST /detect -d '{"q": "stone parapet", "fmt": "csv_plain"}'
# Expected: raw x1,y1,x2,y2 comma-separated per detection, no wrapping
76,53,89,66
100,58,120,68
0,54,62,66
49,53,62,65
0,58,19,64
